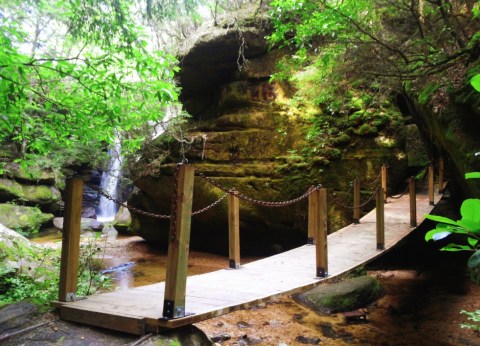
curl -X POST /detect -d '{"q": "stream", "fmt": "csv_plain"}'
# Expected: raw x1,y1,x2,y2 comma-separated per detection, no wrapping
29,229,250,289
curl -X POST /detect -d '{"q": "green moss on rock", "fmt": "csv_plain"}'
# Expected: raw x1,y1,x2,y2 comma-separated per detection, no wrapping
0,179,60,205
294,275,383,314
0,204,53,235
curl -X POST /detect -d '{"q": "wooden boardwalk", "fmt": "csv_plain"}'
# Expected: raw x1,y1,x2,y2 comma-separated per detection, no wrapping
52,187,442,335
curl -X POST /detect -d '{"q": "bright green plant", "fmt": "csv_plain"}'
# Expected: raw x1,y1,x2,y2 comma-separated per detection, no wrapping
425,173,480,284
0,237,111,307
461,309,480,331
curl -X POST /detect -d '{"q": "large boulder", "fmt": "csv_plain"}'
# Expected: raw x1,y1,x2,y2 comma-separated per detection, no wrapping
0,204,54,236
0,178,61,209
128,10,416,255
295,275,383,314
53,217,104,232
0,223,46,274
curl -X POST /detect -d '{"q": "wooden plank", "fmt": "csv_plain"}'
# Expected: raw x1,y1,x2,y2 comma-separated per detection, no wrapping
58,177,83,302
307,189,316,244
60,305,145,335
381,164,388,201
438,159,444,193
353,178,361,223
409,177,417,227
163,164,195,319
228,190,240,269
376,187,385,250
316,188,328,277
429,163,435,205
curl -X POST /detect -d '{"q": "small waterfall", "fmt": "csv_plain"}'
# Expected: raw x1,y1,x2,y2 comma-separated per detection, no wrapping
97,137,123,223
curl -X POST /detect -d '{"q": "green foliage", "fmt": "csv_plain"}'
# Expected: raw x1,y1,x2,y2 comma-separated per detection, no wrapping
425,173,480,283
461,309,480,331
466,172,480,179
0,0,181,166
0,237,111,306
470,74,480,92
418,83,441,105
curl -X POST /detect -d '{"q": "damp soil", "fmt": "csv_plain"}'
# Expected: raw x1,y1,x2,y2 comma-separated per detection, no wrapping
196,224,480,346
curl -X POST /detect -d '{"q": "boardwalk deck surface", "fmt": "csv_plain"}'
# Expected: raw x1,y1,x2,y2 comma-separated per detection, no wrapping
52,188,442,334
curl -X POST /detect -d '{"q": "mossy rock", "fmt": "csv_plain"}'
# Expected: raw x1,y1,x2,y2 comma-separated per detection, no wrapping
294,275,383,314
3,163,58,185
0,204,54,236
112,206,132,234
0,178,61,205
0,224,47,274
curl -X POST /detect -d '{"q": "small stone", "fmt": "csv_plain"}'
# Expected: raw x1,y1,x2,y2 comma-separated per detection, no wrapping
216,321,225,327
240,334,263,345
237,321,251,328
211,333,231,342
293,313,304,321
251,302,267,310
295,335,321,344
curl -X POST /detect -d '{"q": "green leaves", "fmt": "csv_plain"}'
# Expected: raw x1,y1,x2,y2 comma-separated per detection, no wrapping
466,172,480,179
471,74,480,92
425,197,480,252
0,0,181,164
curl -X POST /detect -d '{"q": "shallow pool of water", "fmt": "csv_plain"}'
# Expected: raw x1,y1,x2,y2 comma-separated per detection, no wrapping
30,230,250,289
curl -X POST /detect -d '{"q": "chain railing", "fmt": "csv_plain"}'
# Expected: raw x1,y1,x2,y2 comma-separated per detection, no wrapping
85,163,386,219
195,168,322,207
329,189,378,210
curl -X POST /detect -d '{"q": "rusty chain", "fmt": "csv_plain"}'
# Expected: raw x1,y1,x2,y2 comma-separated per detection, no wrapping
195,169,322,207
85,163,228,221
388,183,410,200
84,163,388,220
362,170,382,188
329,189,378,210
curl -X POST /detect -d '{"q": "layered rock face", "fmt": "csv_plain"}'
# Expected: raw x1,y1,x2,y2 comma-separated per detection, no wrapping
0,156,61,235
403,86,480,199
129,15,419,255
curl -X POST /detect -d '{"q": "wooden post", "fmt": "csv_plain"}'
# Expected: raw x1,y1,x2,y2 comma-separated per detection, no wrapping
316,188,328,278
228,190,240,269
438,158,444,193
409,177,417,228
353,178,361,224
376,187,385,250
428,163,435,205
381,164,388,202
58,177,83,302
163,164,195,319
307,187,317,245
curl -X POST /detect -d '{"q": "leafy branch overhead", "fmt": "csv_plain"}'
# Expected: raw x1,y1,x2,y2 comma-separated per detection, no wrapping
0,0,181,163
268,0,480,88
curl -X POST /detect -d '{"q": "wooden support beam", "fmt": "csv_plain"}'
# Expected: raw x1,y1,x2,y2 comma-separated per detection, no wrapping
307,187,317,245
428,163,435,206
381,164,388,202
316,188,328,277
376,187,385,250
58,177,83,302
438,159,444,193
353,178,361,224
409,177,417,227
228,190,240,269
163,164,195,319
